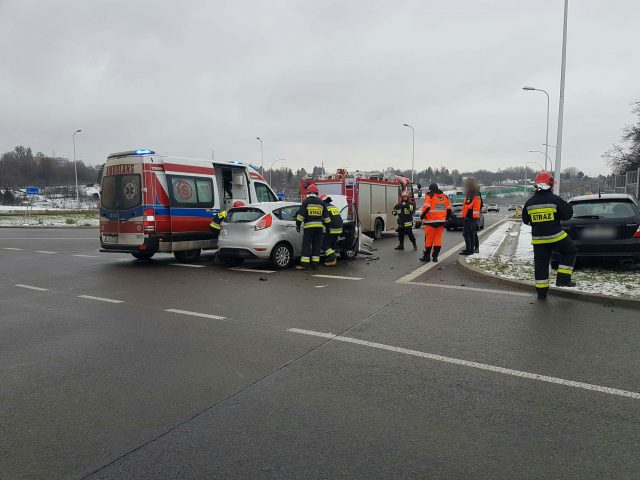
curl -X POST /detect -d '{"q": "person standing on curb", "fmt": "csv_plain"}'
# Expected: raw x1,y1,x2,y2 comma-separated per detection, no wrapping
459,178,481,256
392,191,417,251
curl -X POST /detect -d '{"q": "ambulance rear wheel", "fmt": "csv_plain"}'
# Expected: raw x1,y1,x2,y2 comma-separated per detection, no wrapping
131,251,155,260
174,249,201,263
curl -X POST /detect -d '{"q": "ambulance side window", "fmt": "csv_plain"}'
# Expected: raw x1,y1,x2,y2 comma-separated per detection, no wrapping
168,175,215,208
254,182,277,203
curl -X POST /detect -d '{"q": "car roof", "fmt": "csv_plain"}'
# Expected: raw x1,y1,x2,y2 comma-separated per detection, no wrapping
570,193,635,202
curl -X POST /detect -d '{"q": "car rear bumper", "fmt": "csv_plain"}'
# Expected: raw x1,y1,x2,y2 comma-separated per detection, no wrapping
217,238,273,260
217,247,262,259
574,240,640,258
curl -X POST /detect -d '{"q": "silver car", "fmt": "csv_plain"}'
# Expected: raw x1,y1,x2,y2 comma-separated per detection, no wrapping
217,196,374,269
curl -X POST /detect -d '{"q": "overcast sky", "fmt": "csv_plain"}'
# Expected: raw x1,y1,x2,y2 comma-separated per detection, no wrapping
1,0,638,175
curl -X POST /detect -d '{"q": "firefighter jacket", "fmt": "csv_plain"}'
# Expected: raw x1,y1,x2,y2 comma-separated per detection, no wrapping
420,192,452,227
296,195,330,229
393,201,415,228
209,210,227,231
324,202,344,234
522,190,574,244
461,195,481,219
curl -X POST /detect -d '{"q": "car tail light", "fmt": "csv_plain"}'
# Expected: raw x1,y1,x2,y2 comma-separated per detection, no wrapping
634,226,640,238
143,208,155,233
255,214,273,231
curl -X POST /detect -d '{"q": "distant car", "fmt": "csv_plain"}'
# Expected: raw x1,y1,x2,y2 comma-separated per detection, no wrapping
552,194,640,266
487,204,500,213
445,203,485,231
481,204,488,214
507,204,517,211
217,197,374,269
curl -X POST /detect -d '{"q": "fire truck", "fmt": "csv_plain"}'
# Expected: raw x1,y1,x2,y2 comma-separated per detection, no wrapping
300,169,414,239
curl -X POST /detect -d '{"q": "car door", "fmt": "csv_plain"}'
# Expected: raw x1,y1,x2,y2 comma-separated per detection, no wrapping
273,204,303,255
338,204,373,255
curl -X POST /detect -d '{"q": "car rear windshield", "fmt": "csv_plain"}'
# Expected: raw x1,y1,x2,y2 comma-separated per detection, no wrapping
571,199,638,219
101,174,141,210
226,207,265,223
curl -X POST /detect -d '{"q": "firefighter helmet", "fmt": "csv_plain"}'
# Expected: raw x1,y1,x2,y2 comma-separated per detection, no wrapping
319,194,332,203
232,200,246,208
307,184,319,195
534,171,555,190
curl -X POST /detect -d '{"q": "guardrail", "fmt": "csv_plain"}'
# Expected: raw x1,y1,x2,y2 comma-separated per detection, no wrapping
561,168,640,200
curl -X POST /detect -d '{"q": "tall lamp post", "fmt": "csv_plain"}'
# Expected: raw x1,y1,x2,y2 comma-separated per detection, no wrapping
528,150,554,172
554,0,569,194
256,137,264,174
72,129,82,208
402,123,415,183
269,158,284,185
522,86,550,171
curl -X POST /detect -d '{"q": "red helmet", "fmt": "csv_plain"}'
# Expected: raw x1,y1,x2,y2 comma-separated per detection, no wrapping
232,200,246,208
307,184,319,194
534,171,555,190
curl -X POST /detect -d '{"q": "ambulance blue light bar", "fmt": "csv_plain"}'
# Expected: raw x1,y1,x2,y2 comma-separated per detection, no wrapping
107,149,156,159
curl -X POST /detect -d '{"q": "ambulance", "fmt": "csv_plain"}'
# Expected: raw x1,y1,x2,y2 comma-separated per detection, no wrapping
99,149,278,261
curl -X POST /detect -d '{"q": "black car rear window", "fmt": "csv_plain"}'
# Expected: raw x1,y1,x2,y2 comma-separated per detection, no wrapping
571,200,638,219
226,207,265,223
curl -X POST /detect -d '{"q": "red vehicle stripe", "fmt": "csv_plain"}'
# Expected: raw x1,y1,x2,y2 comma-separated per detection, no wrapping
163,163,215,175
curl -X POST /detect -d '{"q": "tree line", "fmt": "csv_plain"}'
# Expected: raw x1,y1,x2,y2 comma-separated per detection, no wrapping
604,99,640,174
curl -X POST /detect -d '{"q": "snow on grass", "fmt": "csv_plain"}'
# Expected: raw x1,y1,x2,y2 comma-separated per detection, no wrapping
0,212,99,227
468,220,640,300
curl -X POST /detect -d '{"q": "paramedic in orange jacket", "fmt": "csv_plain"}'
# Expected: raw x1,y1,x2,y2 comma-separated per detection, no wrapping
460,178,482,255
419,183,452,262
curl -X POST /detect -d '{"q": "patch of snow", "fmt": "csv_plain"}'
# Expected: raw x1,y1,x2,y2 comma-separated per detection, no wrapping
471,221,513,259
515,223,533,260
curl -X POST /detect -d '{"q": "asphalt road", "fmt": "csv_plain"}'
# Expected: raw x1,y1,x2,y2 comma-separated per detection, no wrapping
2,213,640,480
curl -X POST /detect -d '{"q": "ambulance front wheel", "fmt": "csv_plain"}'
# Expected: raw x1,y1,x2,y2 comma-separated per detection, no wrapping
174,249,201,263
131,251,155,260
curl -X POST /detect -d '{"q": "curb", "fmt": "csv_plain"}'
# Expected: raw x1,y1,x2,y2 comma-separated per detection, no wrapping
458,256,640,310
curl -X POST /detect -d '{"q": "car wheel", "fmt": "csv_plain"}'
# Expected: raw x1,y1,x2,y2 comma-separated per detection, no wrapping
219,255,244,267
340,249,358,260
374,218,384,239
270,242,293,269
174,249,201,263
480,219,485,230
131,251,155,260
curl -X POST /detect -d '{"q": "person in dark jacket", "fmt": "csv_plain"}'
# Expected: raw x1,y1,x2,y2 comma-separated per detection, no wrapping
460,178,481,255
296,184,330,270
320,194,343,266
522,171,577,299
392,191,417,251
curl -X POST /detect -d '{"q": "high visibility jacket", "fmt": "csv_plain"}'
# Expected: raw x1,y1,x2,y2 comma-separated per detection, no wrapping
420,192,452,226
393,201,415,228
461,195,481,219
522,190,573,244
209,210,227,231
296,195,330,229
324,202,343,234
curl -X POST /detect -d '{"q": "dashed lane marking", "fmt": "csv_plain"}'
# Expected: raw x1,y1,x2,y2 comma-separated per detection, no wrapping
3,247,24,251
230,267,277,274
35,250,58,254
404,281,531,297
288,328,640,401
170,263,205,268
73,254,100,258
396,216,511,284
312,274,363,281
78,295,123,304
14,284,49,292
164,308,227,321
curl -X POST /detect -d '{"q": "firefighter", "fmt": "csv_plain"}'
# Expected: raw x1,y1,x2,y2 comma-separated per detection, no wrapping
296,184,330,270
320,194,343,266
392,191,417,251
419,183,452,262
209,200,246,237
459,178,481,255
522,171,577,299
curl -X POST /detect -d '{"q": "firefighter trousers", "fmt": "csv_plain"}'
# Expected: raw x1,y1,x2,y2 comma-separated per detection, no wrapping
533,235,577,291
424,225,444,247
398,226,416,247
322,233,339,262
301,228,323,267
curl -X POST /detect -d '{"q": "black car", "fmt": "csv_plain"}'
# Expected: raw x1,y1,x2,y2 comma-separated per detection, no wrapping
558,194,640,262
445,203,485,231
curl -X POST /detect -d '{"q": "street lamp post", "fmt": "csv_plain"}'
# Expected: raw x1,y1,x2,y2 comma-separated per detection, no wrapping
522,86,550,171
72,129,82,209
402,123,415,183
554,0,569,194
528,150,554,172
256,137,264,174
269,158,284,185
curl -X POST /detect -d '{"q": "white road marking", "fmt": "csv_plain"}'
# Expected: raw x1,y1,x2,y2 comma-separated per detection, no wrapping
35,250,58,254
312,274,363,281
315,285,329,288
78,295,123,304
230,267,277,274
396,216,511,284
3,247,24,250
14,284,49,291
288,328,640,400
405,281,532,297
170,263,205,268
73,254,100,258
164,308,227,320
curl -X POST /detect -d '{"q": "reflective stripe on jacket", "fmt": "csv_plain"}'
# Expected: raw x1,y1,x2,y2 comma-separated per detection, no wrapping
296,195,330,229
522,190,574,245
393,201,415,227
461,196,481,219
421,193,452,226
324,203,344,234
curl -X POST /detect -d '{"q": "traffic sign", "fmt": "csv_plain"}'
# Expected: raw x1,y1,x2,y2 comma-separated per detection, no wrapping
26,187,39,195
